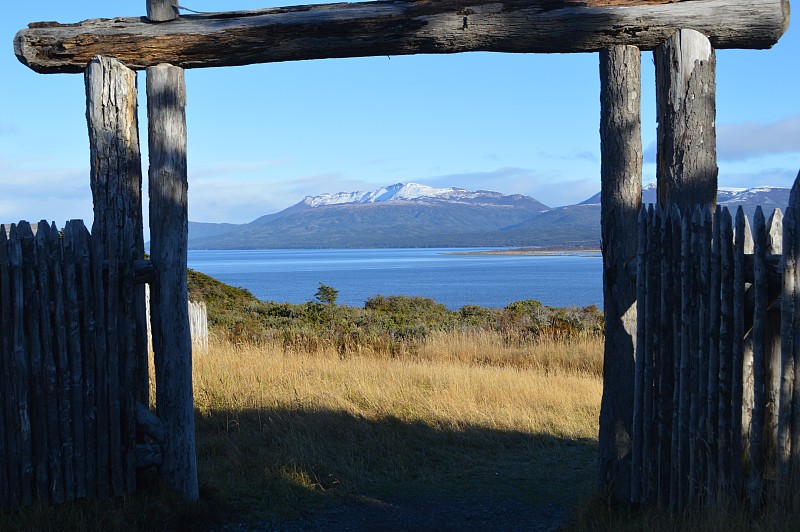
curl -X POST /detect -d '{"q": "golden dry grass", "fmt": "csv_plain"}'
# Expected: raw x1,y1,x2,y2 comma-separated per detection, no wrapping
193,333,603,439
186,332,604,522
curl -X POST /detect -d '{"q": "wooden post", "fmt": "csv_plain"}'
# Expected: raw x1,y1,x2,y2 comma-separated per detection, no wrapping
632,206,648,505
720,209,735,494
147,0,178,22
765,209,783,478
655,29,718,212
678,212,692,510
9,224,33,507
85,55,147,494
669,206,683,510
147,63,199,502
789,171,800,493
598,44,642,503
779,205,795,494
750,207,768,515
689,207,704,504
658,207,675,507
644,205,660,503
707,206,722,500
732,206,753,496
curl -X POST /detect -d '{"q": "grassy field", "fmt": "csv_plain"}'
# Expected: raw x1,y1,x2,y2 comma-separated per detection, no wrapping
193,333,603,523
0,331,603,530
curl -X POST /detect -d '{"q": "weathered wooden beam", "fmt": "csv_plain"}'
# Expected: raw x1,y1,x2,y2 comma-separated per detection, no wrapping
655,29,718,212
147,63,199,503
15,0,790,74
598,44,641,504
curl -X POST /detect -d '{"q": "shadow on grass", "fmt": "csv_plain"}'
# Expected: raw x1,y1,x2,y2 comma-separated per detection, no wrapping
0,406,597,531
193,405,598,530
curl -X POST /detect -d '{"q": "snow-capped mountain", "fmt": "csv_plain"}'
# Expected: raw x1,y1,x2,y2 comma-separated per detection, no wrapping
579,182,777,207
186,183,791,250
300,182,533,208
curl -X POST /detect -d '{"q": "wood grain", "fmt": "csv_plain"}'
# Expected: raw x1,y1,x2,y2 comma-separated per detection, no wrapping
15,0,789,73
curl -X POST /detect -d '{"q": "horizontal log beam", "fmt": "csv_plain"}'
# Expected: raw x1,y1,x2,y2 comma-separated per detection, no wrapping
15,0,789,74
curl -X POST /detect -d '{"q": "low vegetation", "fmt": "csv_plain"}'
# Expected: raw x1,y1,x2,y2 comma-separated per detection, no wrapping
187,269,604,358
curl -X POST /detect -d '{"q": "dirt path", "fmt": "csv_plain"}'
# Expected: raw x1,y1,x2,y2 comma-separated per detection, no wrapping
218,493,571,531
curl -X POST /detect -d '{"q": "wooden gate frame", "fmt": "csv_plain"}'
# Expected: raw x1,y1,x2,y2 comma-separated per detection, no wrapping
13,0,791,503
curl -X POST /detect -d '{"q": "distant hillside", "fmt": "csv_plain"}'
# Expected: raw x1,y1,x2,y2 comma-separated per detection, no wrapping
188,182,791,250
189,183,552,249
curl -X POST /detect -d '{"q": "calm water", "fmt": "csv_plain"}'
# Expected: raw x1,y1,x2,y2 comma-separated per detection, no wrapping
187,248,603,310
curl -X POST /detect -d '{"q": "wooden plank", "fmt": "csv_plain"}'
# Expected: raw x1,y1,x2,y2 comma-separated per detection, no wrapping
91,221,110,499
15,0,790,74
0,226,19,510
631,206,648,505
736,208,752,496
657,205,675,508
644,204,660,503
19,222,49,504
669,205,683,511
764,209,783,476
719,208,735,494
0,228,7,510
9,224,33,506
688,207,703,505
598,44,641,504
50,222,74,502
791,171,800,493
697,205,712,499
706,206,722,501
35,223,64,504
106,228,123,497
63,222,87,499
678,211,692,511
750,206,767,515
75,222,97,499
655,29,718,212
148,63,199,502
778,205,795,493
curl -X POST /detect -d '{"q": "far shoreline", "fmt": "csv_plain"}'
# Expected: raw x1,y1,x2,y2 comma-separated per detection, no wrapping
444,246,601,257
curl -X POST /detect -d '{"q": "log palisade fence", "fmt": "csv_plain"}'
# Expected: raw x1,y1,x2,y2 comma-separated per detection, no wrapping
0,220,162,510
630,180,800,514
8,0,791,512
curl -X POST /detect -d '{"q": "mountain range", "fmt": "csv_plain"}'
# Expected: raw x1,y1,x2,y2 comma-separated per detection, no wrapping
187,182,791,249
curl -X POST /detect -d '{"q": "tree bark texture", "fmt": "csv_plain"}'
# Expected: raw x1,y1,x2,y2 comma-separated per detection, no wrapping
147,0,178,23
15,0,790,74
655,29,718,212
85,55,149,411
147,63,199,502
598,44,641,504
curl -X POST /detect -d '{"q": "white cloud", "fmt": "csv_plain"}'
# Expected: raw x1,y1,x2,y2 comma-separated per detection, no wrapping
719,167,800,190
0,157,93,226
187,172,381,223
644,116,800,163
717,117,800,160
419,167,599,207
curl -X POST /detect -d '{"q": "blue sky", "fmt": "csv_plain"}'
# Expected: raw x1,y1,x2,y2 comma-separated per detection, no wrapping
2,1,799,233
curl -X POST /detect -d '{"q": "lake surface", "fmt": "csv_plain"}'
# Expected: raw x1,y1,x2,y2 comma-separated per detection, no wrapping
187,248,603,310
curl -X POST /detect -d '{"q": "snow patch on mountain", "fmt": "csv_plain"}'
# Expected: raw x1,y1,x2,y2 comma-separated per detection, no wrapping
302,182,505,207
